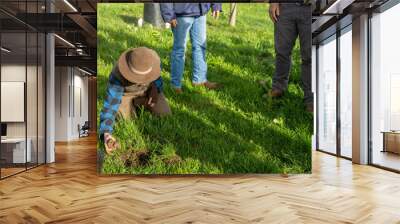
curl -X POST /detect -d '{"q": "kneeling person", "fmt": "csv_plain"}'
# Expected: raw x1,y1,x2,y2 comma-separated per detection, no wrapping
99,47,171,154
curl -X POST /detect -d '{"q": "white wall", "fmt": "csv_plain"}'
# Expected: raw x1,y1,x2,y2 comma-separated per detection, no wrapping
72,72,89,138
1,64,26,81
54,67,89,141
55,66,69,141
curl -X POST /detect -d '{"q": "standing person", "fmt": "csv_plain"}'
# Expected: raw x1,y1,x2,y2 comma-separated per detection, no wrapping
160,3,222,93
268,3,313,113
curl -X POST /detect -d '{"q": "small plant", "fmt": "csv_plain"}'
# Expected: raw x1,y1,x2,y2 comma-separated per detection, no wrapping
120,149,151,167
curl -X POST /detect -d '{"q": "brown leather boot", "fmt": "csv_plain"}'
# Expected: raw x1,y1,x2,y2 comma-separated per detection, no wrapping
193,81,221,90
268,89,283,98
173,87,183,94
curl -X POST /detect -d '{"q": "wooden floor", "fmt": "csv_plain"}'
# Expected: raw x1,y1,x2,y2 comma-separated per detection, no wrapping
373,151,400,171
1,167,26,178
1,136,400,223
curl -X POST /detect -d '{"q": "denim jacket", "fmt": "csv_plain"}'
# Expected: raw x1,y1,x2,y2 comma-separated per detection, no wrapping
160,3,222,23
99,67,163,135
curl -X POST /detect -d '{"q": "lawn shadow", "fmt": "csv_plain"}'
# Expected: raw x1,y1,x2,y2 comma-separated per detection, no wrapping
99,71,311,173
207,33,304,86
134,86,311,173
204,63,312,131
207,37,275,73
119,14,141,26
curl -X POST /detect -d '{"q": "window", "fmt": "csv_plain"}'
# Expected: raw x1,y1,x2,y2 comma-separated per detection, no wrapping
317,35,337,154
316,25,353,159
0,2,47,179
339,27,352,158
370,2,400,171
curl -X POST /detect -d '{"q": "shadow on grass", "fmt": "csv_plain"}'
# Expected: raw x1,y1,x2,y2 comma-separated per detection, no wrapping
98,13,312,174
116,84,311,173
119,14,141,26
98,73,311,173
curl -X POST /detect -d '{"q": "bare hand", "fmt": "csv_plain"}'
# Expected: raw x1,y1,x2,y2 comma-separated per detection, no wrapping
170,19,178,28
269,3,280,23
212,10,220,19
104,133,112,142
104,133,119,154
147,97,155,108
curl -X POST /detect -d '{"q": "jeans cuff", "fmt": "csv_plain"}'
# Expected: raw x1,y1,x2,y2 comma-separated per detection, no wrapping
304,98,314,105
192,79,207,84
271,83,285,91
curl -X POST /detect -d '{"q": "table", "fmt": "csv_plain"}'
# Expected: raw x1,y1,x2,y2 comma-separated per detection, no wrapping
1,138,31,164
381,131,400,154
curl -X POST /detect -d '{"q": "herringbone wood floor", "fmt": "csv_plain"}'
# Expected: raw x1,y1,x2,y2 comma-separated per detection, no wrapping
0,136,399,224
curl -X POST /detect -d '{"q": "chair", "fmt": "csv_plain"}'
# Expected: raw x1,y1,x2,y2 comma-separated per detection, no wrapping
78,121,90,138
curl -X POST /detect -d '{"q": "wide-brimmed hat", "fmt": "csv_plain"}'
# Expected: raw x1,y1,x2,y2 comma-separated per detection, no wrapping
117,47,161,84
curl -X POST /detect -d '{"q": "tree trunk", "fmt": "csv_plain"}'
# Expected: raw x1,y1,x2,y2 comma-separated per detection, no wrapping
229,3,237,27
143,3,164,28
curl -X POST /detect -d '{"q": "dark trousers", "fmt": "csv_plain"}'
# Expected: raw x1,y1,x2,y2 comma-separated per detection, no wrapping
272,4,313,104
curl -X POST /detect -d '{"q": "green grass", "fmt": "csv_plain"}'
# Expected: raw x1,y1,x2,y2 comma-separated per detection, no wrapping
97,3,312,174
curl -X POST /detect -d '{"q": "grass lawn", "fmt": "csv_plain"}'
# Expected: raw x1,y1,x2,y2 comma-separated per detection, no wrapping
97,3,312,174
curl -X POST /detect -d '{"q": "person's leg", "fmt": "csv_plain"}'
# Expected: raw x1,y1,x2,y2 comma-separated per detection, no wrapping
189,15,207,84
297,6,313,107
117,95,136,119
149,93,172,116
272,4,298,93
171,17,194,89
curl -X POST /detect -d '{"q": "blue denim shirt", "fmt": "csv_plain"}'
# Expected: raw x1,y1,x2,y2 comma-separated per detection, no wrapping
99,70,163,135
160,3,222,23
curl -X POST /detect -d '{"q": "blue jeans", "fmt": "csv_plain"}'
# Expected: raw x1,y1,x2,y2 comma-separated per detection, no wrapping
171,15,207,88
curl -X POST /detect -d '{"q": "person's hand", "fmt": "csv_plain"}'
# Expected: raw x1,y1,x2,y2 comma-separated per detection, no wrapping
170,19,178,28
212,10,220,19
104,133,119,154
269,3,280,23
104,133,112,142
147,97,155,108
146,83,158,108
